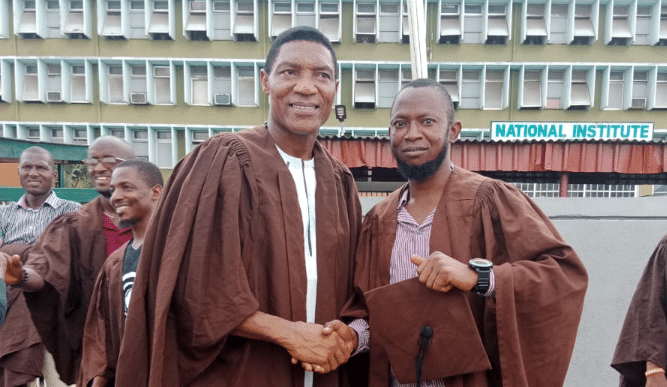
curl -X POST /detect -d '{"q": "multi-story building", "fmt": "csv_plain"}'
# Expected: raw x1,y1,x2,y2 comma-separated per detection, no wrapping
1,0,667,197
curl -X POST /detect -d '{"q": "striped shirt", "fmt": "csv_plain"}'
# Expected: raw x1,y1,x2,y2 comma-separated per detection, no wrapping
0,191,81,245
350,189,495,387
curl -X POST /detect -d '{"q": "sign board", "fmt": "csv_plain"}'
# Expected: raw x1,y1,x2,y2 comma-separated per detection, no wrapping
490,122,654,141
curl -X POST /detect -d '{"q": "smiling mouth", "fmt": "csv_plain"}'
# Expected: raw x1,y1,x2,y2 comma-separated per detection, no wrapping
290,103,318,111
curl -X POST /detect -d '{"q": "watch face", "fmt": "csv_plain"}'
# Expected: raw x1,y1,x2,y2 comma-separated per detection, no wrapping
470,258,493,269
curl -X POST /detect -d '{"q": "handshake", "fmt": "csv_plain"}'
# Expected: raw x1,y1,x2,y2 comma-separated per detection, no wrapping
284,320,358,374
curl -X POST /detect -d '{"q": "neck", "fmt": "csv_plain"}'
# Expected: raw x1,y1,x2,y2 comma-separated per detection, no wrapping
24,190,51,209
131,218,149,249
266,123,317,160
407,163,452,203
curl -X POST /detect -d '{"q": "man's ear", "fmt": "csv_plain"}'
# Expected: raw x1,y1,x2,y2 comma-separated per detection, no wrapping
260,69,270,96
448,121,462,143
151,185,163,201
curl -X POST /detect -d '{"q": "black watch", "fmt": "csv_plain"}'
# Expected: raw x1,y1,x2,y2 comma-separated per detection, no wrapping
468,258,493,295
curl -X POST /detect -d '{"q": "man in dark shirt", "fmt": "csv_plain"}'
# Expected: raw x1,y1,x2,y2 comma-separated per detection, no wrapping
78,159,163,387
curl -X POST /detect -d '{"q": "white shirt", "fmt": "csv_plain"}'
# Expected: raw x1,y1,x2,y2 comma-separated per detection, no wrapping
277,146,318,387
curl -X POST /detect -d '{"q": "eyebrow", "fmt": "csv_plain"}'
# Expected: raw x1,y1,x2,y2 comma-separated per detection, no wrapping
275,61,334,73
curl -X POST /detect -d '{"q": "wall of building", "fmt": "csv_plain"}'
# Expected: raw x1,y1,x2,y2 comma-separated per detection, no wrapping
362,194,667,386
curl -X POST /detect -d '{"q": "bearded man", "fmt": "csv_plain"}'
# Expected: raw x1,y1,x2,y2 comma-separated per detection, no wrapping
340,78,588,387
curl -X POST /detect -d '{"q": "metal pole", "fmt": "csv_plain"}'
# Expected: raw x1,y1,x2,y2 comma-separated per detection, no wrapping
407,0,428,79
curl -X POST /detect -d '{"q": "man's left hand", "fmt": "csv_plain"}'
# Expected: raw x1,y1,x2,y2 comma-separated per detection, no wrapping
292,320,357,374
2,253,23,286
411,252,478,293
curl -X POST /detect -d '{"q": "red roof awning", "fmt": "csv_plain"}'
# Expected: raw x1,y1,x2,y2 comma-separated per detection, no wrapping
320,138,667,174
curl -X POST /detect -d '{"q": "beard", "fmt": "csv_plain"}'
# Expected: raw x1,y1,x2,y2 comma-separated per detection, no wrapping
394,145,448,182
98,189,112,198
119,217,139,229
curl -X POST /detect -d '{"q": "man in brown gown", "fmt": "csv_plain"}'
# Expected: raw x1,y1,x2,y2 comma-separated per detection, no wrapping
114,26,362,387
5,137,135,385
341,79,588,387
79,160,163,387
612,235,667,387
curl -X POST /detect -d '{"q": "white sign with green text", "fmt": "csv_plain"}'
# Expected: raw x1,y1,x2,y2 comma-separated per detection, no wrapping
491,122,654,141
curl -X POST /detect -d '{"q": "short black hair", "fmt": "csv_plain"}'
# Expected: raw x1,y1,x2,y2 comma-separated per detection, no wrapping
264,26,338,78
116,160,164,188
20,146,55,170
393,78,455,126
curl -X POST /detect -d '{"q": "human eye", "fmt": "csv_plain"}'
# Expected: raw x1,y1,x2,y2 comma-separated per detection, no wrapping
392,119,406,128
423,118,435,125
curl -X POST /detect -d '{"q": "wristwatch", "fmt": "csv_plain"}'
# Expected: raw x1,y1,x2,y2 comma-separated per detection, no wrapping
468,258,493,295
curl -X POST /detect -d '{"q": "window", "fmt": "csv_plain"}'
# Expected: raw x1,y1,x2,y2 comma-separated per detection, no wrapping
190,65,208,105
659,6,667,45
546,69,564,109
549,4,568,44
295,1,316,28
524,3,546,45
319,1,341,42
129,0,146,38
630,70,648,110
191,130,209,148
484,69,504,109
153,65,172,104
234,0,256,41
463,4,483,43
354,67,376,109
22,63,40,102
212,65,232,105
17,0,39,38
108,64,124,104
656,72,667,109
438,68,459,107
46,0,61,38
73,128,89,144
64,0,86,38
512,182,560,198
68,64,87,103
568,184,636,198
486,4,508,44
378,2,400,43
0,0,9,38
46,63,63,103
236,66,256,106
130,65,147,104
634,5,652,45
573,3,595,45
607,70,625,109
609,4,631,45
26,126,41,141
401,67,412,89
439,3,461,44
270,1,292,37
569,69,591,109
521,69,542,108
148,0,171,40
460,69,481,108
185,0,208,40
101,0,123,38
132,129,149,160
356,1,376,43
156,130,172,168
49,126,64,143
211,1,231,40
377,68,399,108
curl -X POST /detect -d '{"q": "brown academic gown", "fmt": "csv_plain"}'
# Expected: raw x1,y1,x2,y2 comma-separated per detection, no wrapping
79,242,128,387
24,198,112,385
342,167,588,387
611,235,667,387
0,244,43,387
115,126,362,387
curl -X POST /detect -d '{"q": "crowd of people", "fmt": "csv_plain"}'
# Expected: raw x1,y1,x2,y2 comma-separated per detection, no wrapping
0,25,660,387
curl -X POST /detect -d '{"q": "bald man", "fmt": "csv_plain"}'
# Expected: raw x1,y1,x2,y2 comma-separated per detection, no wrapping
5,137,135,386
0,146,80,387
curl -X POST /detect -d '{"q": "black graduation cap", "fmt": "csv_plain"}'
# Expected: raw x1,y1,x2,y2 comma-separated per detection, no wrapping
364,277,492,384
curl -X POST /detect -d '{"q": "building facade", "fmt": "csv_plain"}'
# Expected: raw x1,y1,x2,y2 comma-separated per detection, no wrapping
1,0,667,196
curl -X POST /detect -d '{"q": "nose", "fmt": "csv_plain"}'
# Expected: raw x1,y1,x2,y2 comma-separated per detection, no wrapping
28,166,40,176
110,188,122,205
404,121,423,140
91,160,108,174
293,73,317,95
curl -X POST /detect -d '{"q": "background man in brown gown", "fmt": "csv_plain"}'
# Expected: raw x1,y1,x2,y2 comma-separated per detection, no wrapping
612,234,667,387
114,26,362,387
4,136,135,386
79,160,163,387
341,79,588,387
0,146,80,387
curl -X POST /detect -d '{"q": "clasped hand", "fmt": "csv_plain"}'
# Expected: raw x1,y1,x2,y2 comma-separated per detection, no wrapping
411,252,478,293
286,320,357,374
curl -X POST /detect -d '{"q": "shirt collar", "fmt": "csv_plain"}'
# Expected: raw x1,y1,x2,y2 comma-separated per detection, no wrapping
275,145,315,168
17,190,58,210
